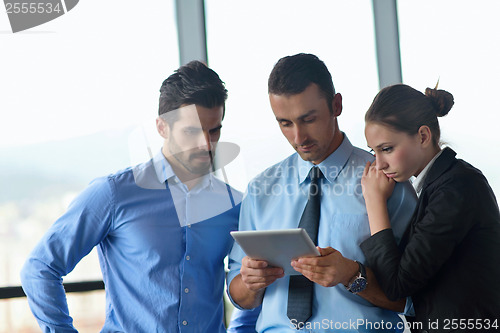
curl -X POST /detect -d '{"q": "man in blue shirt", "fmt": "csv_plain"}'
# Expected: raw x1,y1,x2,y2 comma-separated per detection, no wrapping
20,61,242,332
227,54,417,332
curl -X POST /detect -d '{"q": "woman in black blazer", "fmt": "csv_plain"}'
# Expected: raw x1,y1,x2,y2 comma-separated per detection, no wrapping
360,83,500,332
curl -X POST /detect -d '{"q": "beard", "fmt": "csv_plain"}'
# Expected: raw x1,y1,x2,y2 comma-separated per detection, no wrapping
168,137,215,176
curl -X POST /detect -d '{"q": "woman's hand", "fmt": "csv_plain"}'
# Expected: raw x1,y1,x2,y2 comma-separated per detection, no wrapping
361,161,395,203
361,161,394,234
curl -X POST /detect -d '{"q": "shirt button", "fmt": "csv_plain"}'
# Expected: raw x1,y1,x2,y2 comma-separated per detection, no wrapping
188,224,191,228
184,288,189,293
186,255,190,261
182,320,188,326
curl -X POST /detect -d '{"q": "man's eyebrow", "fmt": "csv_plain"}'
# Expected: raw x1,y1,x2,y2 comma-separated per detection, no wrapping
297,109,317,121
275,110,317,122
183,125,201,130
209,124,222,133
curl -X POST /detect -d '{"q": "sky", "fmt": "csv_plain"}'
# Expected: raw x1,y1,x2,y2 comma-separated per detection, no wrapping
1,0,499,195
0,0,499,315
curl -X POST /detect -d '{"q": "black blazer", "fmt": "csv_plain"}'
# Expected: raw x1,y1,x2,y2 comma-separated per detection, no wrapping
361,148,500,333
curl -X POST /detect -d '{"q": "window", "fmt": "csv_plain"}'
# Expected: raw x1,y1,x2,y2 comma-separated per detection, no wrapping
0,1,177,331
206,0,379,191
398,0,500,196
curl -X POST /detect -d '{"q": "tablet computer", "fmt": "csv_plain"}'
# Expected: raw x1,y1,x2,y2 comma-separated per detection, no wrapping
230,228,320,275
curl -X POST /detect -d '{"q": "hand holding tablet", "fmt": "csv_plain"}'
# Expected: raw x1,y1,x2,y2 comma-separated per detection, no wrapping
231,228,320,275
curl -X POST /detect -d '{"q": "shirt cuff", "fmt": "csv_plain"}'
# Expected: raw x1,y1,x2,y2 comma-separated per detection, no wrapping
226,269,246,310
401,296,415,316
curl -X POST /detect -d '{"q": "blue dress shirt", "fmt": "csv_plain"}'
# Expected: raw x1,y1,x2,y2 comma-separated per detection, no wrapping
228,135,417,333
21,151,242,332
227,307,260,333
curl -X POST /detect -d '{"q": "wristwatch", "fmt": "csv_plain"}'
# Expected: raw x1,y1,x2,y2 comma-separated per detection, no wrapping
346,261,368,294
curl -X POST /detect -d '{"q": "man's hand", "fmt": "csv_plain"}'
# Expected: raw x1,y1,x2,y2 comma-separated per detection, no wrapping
291,248,405,312
240,256,285,291
291,247,358,288
229,256,284,309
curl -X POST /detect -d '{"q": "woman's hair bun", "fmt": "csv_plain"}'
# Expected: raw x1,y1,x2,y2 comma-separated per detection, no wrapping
424,87,454,117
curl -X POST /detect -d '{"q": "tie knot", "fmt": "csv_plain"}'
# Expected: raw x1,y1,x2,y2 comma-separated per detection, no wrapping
309,166,323,182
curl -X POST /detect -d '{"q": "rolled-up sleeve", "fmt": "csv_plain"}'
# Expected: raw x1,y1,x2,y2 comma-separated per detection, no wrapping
227,185,258,309
20,176,114,332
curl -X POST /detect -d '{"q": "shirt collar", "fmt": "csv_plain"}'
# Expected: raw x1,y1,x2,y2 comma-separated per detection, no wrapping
297,133,353,184
153,150,213,191
153,150,175,183
412,149,443,197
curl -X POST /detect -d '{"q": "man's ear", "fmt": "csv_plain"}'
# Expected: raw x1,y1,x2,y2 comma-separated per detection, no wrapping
156,117,169,139
332,93,343,117
417,125,433,147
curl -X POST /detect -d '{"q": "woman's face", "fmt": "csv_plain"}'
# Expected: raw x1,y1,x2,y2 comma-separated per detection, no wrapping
365,122,427,182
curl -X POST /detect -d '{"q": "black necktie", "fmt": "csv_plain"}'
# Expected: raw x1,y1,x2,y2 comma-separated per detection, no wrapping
287,166,322,325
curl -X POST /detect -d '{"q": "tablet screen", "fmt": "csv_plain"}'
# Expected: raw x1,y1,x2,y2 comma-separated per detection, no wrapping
231,228,320,275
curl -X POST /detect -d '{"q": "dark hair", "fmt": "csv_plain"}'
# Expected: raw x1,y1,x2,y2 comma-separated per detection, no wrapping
365,84,454,147
158,61,228,124
268,53,335,113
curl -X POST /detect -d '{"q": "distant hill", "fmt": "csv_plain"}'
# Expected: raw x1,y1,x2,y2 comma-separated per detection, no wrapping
0,128,140,203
